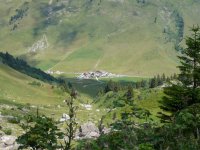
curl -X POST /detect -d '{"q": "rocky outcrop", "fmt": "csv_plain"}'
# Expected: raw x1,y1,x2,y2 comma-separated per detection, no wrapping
75,122,111,140
46,70,64,75
0,135,19,150
75,122,99,140
59,113,70,122
28,35,49,53
80,104,92,110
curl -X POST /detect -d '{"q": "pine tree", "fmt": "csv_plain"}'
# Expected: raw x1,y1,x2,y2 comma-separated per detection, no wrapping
149,76,158,88
157,74,163,86
159,26,200,121
126,85,134,100
136,81,141,89
141,80,147,88
162,73,166,82
104,80,113,93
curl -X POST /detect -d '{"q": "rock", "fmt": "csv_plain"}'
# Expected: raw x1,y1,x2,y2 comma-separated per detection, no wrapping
80,104,92,110
0,135,19,150
75,122,100,139
46,70,64,75
28,34,49,53
0,136,16,145
88,131,100,138
0,144,18,150
59,113,70,122
62,113,70,119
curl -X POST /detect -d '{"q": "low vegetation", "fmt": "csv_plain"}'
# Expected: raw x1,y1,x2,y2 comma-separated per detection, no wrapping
0,2,200,148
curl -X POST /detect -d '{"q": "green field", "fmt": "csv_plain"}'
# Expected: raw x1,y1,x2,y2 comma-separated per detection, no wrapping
0,64,108,124
0,0,199,140
0,0,200,76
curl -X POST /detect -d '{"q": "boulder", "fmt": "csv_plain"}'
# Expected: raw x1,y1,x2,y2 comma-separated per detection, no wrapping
0,135,16,145
75,122,100,139
80,104,92,110
59,113,70,122
0,135,19,150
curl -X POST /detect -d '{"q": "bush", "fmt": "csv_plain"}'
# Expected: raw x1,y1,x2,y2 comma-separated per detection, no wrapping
7,117,20,124
3,128,12,135
17,115,63,150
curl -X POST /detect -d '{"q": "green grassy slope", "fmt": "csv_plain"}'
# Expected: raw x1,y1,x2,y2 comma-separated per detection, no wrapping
0,0,200,76
0,63,62,105
0,63,108,124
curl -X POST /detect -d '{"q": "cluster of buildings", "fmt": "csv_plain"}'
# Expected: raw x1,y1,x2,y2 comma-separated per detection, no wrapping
77,70,124,79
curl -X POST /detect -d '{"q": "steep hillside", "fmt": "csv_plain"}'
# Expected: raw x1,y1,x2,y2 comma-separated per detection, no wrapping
0,63,62,105
0,0,200,76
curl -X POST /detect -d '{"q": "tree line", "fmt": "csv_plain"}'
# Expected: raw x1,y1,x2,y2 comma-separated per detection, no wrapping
0,52,61,83
103,73,177,94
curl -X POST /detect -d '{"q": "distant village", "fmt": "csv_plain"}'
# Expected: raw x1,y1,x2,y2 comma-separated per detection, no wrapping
77,70,126,79
46,70,126,79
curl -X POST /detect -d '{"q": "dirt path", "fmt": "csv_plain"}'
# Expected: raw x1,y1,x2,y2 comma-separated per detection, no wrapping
47,42,89,71
94,58,101,69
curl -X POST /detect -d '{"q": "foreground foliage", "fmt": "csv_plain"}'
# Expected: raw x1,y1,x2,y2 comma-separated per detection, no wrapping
76,26,200,150
159,26,200,121
16,115,63,150
76,103,200,150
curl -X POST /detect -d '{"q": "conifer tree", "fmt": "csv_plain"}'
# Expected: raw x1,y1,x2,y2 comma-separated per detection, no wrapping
149,76,157,88
104,80,113,93
162,73,166,81
157,74,163,86
136,81,141,89
159,26,200,121
126,85,134,100
141,79,147,88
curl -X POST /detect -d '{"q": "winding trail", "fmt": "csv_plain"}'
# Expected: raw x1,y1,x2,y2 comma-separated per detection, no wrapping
94,58,101,69
47,42,89,71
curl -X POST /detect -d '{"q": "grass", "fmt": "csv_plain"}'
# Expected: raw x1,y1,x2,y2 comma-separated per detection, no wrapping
135,88,164,121
58,75,147,97
94,87,164,124
0,64,108,129
0,64,63,105
0,0,200,76
0,63,165,139
0,0,200,139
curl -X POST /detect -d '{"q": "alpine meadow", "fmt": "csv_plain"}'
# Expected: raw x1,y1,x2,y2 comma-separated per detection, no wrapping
0,0,200,150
